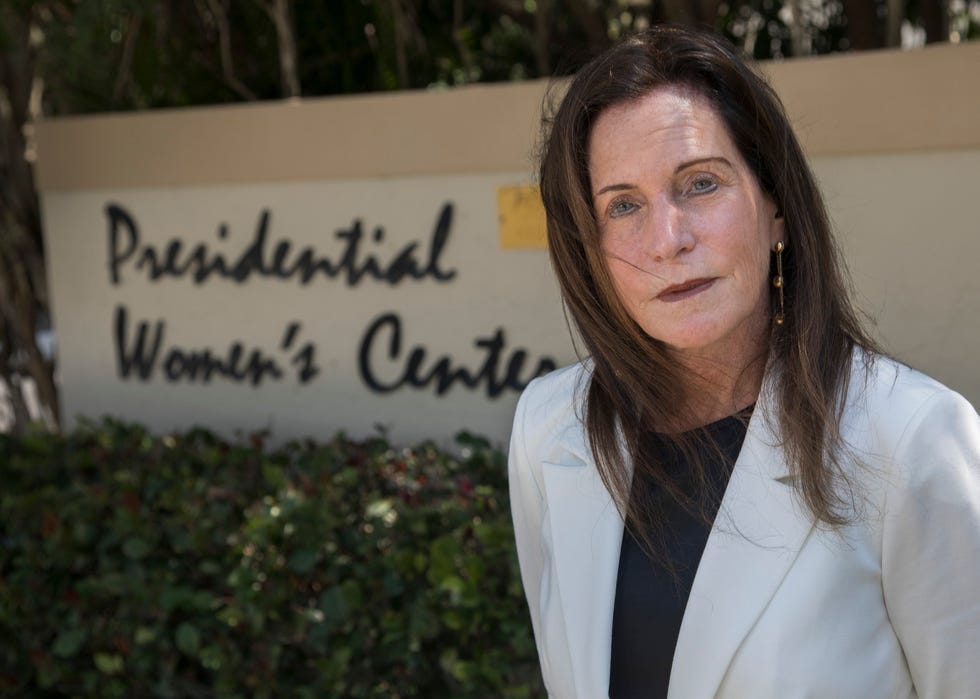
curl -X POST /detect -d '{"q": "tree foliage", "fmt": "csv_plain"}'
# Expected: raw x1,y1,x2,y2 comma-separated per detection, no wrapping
1,422,540,697
0,0,977,431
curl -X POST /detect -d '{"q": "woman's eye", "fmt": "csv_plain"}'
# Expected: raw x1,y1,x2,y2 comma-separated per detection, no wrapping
690,176,718,194
608,199,637,218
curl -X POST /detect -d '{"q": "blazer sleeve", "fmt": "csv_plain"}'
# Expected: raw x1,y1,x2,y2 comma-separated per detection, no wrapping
880,388,980,698
508,381,554,696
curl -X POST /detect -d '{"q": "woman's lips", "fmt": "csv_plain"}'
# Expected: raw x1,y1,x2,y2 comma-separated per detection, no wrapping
656,277,716,302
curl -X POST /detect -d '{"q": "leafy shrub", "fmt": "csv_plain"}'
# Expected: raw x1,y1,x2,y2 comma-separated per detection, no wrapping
0,420,542,698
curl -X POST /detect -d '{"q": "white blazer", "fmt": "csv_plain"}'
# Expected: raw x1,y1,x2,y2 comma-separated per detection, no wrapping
508,352,980,699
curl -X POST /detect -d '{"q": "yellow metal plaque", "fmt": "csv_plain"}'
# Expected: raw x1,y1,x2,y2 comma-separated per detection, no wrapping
497,184,547,249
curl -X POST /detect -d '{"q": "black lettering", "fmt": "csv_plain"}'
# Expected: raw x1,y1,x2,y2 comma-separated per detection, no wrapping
163,349,189,381
425,203,457,282
160,344,282,386
385,243,422,284
501,350,558,395
292,344,320,384
280,322,300,351
187,240,230,283
107,205,139,285
358,312,405,392
114,306,296,387
104,203,458,287
289,247,342,284
243,349,283,387
418,355,478,396
334,223,368,285
114,304,163,380
357,312,556,398
474,331,506,396
269,240,293,278
230,210,272,282
224,343,245,380
134,239,182,281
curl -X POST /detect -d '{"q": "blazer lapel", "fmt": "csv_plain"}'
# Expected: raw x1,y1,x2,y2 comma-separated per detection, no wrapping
667,389,816,699
541,420,625,698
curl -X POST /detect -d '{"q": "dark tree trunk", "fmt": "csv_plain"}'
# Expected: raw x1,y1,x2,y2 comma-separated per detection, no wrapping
660,0,724,28
920,0,948,43
0,3,60,431
842,0,885,49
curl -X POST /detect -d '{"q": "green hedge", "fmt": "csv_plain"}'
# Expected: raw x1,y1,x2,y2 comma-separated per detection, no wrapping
0,421,543,698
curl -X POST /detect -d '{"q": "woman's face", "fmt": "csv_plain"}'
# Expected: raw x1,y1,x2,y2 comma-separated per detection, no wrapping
588,86,784,362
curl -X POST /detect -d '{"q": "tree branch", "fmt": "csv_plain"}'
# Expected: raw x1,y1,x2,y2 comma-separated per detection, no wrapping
885,0,903,47
112,11,143,104
841,0,884,49
452,0,474,77
534,0,553,75
205,0,258,100
261,0,301,98
389,0,409,88
564,0,612,53
920,0,948,43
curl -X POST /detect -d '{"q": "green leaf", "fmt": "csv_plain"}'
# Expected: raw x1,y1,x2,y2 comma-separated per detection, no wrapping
341,579,364,610
427,535,459,583
441,608,465,630
36,660,61,689
199,644,223,671
191,590,219,611
51,627,87,658
217,605,243,628
474,522,510,547
365,498,393,519
439,575,465,604
175,622,201,656
134,626,157,645
94,652,124,675
439,648,470,683
122,537,152,560
318,585,349,623
409,605,440,640
199,560,222,576
329,646,353,676
160,586,194,612
287,548,319,575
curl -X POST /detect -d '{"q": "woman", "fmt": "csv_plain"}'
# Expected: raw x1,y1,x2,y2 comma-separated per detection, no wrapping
508,25,980,699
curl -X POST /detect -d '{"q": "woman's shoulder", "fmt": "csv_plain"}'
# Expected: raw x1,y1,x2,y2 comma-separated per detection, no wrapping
511,359,593,463
519,359,591,412
844,349,979,479
848,350,977,434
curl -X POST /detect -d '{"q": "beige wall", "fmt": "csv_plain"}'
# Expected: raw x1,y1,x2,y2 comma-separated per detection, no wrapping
812,149,980,400
35,40,980,446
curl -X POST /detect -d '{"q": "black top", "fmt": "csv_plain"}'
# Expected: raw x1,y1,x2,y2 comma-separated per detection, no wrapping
608,409,751,699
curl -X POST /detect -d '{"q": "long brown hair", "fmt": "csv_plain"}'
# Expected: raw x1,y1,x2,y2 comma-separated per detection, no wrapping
539,25,879,549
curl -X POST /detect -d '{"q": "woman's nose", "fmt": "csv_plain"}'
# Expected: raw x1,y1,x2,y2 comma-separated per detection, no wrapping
646,201,694,262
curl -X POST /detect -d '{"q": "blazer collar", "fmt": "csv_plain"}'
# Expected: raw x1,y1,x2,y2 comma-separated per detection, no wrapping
543,377,814,699
540,448,623,698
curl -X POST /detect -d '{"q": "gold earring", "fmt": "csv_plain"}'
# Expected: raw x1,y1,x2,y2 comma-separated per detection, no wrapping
773,241,785,326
